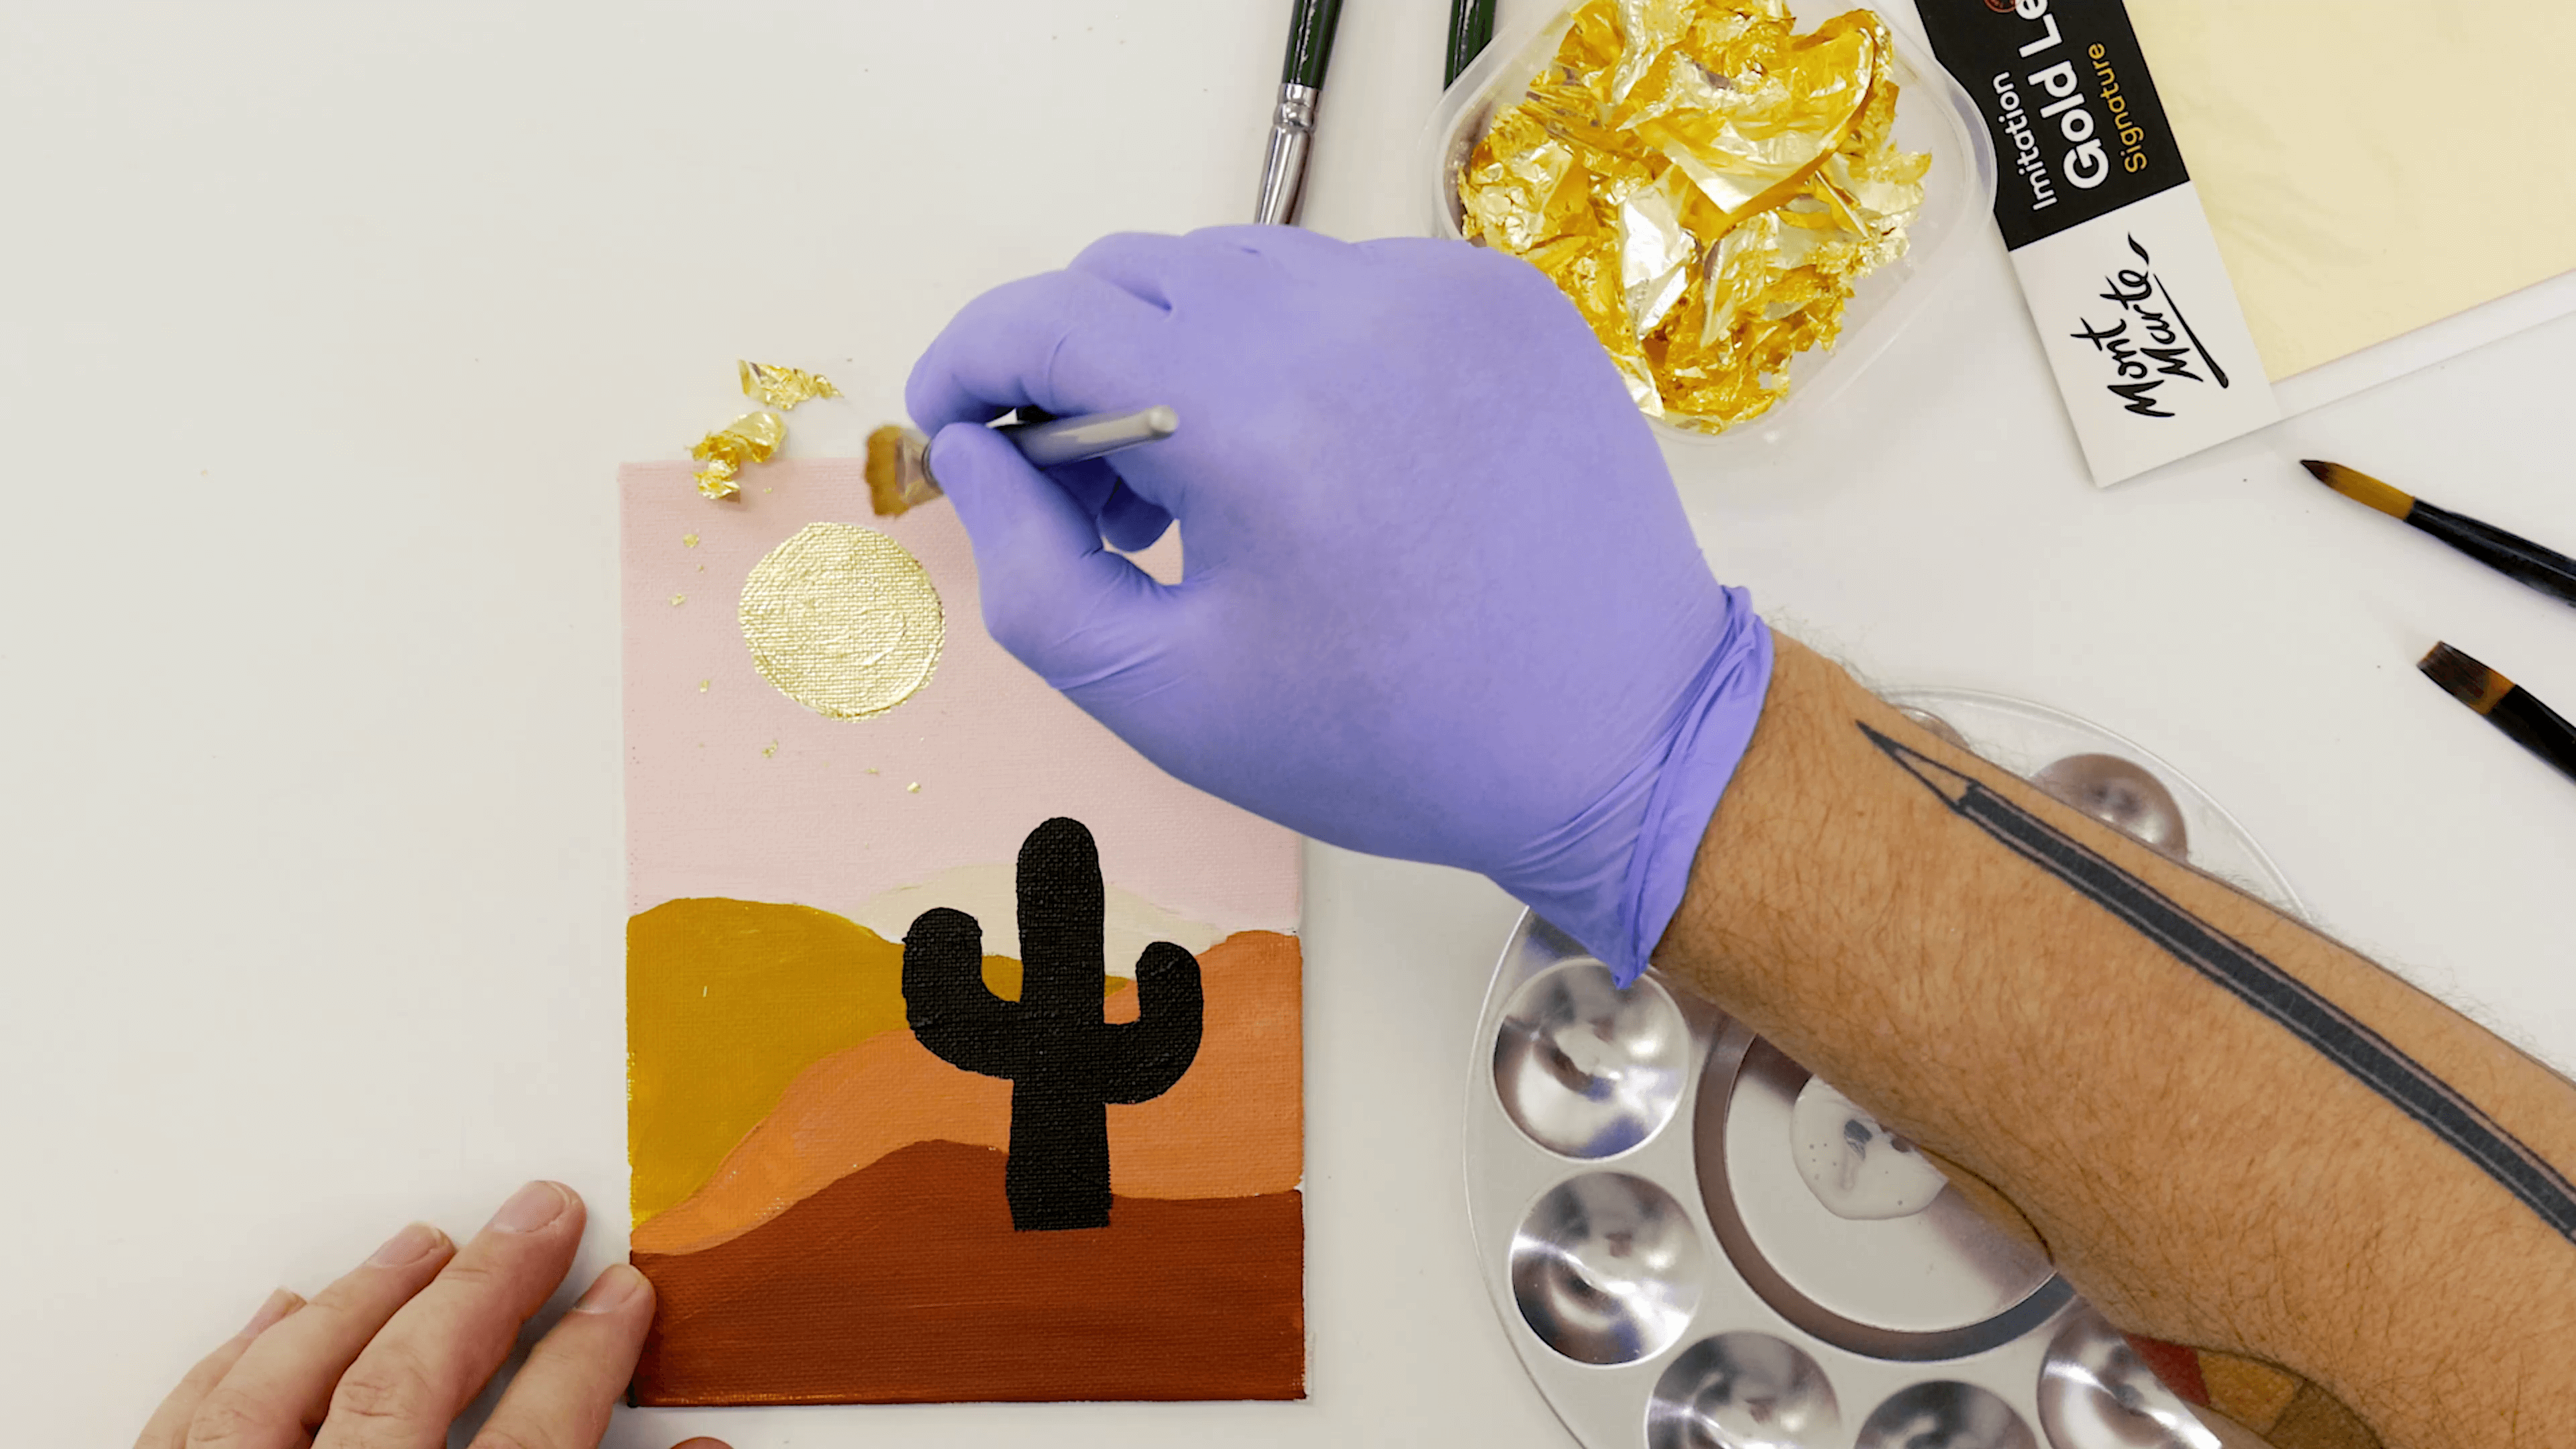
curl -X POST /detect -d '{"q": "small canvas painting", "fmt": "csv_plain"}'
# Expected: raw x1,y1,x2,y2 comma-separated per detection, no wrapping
620,458,1304,1404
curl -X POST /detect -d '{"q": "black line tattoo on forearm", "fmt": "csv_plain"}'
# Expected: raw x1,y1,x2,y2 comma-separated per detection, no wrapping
1861,720,2576,1241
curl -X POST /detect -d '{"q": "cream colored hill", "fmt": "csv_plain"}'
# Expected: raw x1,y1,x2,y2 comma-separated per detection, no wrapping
850,863,1230,979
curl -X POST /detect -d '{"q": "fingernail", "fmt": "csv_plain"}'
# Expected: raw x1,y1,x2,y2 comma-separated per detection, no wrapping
235,1287,301,1341
486,1180,572,1234
570,1263,649,1316
366,1220,447,1268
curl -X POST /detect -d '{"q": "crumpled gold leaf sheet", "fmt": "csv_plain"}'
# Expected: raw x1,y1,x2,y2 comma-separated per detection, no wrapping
688,412,786,500
694,459,741,500
1458,0,1928,432
739,360,842,409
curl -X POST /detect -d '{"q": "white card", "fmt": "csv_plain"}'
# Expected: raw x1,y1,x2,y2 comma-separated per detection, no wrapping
2008,182,2279,484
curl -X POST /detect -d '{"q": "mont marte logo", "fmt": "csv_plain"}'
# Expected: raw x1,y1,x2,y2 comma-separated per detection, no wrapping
2067,234,2231,420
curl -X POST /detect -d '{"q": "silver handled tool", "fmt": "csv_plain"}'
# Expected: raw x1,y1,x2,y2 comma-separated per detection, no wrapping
1003,404,1181,470
1254,85,1320,225
867,405,1182,518
1254,0,1344,225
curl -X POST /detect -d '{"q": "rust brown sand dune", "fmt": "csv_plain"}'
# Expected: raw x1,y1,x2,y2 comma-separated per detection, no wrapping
632,1139,1305,1404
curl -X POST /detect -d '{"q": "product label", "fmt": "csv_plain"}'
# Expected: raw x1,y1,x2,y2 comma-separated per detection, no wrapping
1917,0,2277,484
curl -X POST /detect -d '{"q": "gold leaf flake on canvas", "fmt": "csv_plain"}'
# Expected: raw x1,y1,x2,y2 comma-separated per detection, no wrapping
689,413,785,502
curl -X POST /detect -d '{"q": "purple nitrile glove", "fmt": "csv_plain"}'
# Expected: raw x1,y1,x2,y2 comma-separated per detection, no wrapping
904,226,1771,985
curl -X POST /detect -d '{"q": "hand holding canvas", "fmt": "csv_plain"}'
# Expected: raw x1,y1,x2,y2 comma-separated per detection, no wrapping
908,227,1772,982
136,1180,727,1449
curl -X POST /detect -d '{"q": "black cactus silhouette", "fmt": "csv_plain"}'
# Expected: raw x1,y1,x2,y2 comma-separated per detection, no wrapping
902,816,1205,1231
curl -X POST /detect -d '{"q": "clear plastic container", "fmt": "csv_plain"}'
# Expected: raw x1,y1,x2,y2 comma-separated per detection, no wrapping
1420,1,1999,447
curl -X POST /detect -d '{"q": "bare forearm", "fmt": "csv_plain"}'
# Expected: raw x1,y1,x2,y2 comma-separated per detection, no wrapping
1658,637,2576,1448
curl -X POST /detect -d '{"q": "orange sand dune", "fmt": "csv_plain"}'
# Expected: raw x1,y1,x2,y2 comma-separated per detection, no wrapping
634,930,1301,1257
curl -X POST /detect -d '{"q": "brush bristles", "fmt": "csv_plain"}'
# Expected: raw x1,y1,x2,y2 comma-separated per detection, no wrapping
865,425,944,518
2300,460,2415,521
2420,642,2514,715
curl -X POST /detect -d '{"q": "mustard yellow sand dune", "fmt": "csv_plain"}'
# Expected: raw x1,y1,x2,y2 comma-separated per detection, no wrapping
627,898,1126,1223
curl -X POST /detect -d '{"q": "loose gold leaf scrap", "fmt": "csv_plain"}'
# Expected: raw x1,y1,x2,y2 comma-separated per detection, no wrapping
691,411,785,468
739,360,843,410
687,412,784,502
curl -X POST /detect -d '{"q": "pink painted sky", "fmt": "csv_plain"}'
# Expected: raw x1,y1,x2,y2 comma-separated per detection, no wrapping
621,459,1299,932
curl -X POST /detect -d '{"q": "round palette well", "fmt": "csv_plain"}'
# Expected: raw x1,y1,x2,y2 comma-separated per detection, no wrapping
1465,692,2295,1449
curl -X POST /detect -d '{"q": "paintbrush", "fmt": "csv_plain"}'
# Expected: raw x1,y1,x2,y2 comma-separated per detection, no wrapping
2418,642,2576,785
865,405,1179,518
2302,460,2576,609
1254,0,1345,225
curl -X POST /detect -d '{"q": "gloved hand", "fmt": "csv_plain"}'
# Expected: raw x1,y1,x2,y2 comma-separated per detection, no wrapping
906,226,1771,984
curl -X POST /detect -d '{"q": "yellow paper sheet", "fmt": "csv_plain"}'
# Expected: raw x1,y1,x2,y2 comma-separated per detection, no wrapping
2129,1,2576,380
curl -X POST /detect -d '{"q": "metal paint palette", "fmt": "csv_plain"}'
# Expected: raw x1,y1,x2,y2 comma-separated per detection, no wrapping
1466,690,2300,1449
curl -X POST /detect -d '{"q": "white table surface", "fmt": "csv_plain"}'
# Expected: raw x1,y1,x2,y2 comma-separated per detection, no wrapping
7,2,2573,1444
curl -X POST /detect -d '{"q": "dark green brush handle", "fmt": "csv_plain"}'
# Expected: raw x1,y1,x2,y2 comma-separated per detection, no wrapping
1446,0,1496,87
2487,686,2576,784
2410,498,2576,608
1281,0,1344,89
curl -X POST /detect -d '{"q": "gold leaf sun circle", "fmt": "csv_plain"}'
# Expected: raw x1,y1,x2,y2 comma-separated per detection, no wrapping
739,522,944,719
